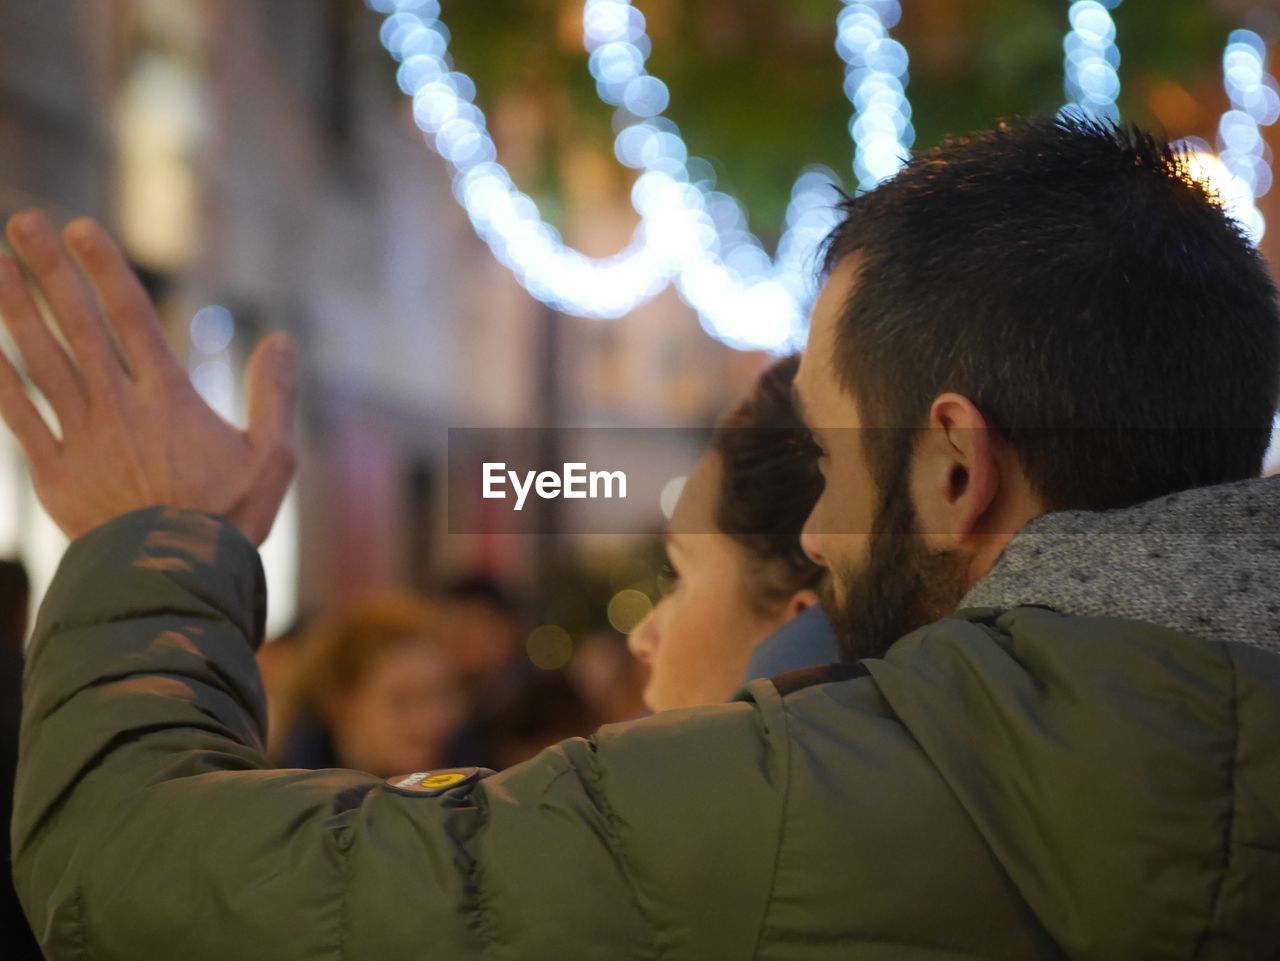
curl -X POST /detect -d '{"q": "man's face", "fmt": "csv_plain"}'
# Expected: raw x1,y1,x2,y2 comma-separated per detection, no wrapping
795,259,969,659
794,260,878,602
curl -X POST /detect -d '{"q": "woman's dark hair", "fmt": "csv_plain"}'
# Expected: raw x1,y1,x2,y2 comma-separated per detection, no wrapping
711,356,826,612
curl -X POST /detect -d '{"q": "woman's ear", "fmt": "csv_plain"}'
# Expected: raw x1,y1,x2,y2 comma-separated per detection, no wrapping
785,587,823,618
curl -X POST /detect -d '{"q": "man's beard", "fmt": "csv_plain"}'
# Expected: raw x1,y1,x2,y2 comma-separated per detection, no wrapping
829,474,970,662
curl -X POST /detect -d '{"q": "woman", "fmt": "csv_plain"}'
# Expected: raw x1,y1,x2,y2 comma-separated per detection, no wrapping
628,356,836,711
277,592,464,778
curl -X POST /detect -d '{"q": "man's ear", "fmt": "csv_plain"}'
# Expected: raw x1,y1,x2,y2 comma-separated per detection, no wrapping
909,392,999,549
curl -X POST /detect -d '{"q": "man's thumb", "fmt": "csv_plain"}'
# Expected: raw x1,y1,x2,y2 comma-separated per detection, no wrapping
245,332,297,454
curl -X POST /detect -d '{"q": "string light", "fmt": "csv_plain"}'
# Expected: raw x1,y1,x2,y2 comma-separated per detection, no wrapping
1061,1,1275,247
1171,32,1277,245
384,0,679,320
374,0,1276,345
840,1,913,188
1216,29,1279,242
1062,0,1123,122
369,0,910,351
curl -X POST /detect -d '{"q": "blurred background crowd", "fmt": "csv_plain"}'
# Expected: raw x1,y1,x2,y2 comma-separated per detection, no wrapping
3,0,1280,954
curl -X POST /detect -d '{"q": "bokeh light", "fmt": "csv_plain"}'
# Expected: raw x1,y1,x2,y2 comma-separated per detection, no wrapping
190,305,235,355
659,475,686,520
190,359,235,420
1062,0,1123,123
606,588,652,634
1215,29,1278,243
526,624,575,670
1266,413,1280,473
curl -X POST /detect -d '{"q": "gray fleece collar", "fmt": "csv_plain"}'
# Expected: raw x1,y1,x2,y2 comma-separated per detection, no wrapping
960,475,1280,653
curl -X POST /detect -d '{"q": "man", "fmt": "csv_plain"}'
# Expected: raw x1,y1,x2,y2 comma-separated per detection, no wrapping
3,118,1279,959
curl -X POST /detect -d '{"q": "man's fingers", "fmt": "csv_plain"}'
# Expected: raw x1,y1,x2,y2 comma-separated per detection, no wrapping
0,342,59,469
6,210,126,392
0,254,88,432
245,332,297,454
233,452,295,546
238,333,297,545
64,218,187,388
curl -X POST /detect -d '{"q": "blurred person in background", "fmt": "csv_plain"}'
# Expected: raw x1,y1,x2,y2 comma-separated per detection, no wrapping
433,575,598,769
256,616,309,761
436,576,525,690
277,592,463,778
0,559,37,960
435,576,544,769
568,629,648,724
628,355,836,711
483,670,594,769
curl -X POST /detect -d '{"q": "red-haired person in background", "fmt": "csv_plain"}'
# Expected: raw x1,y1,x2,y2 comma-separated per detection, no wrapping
277,593,464,779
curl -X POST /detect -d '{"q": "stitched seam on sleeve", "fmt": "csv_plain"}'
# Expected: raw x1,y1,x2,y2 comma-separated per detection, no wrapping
574,743,662,961
467,787,500,961
748,688,792,961
74,886,92,961
1191,642,1241,960
338,828,351,961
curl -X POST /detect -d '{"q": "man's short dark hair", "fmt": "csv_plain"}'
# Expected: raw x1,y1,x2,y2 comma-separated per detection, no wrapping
821,115,1280,510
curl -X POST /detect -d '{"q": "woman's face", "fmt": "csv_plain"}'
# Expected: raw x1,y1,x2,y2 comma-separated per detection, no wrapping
628,453,802,712
328,639,464,778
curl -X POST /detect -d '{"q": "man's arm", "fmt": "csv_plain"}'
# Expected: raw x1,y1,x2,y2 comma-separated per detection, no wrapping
14,506,662,959
0,212,786,959
15,504,785,960
0,212,648,958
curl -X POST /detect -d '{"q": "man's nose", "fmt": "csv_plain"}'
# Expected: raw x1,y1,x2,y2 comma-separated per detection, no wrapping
801,514,827,568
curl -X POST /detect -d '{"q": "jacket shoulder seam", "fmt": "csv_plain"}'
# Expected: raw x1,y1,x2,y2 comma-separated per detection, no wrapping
770,661,869,698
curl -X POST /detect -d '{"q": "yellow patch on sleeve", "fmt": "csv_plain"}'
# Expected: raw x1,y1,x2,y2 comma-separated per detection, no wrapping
384,766,489,797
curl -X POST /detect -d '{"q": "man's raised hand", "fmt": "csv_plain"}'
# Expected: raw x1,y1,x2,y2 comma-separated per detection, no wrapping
0,210,296,545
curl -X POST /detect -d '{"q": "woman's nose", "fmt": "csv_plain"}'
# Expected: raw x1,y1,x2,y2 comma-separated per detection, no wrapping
627,609,658,665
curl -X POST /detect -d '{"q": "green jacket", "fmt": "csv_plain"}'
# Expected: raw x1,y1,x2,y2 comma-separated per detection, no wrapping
13,506,1280,960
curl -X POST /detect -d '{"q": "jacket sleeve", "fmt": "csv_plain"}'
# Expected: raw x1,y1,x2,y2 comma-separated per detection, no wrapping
12,508,664,961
